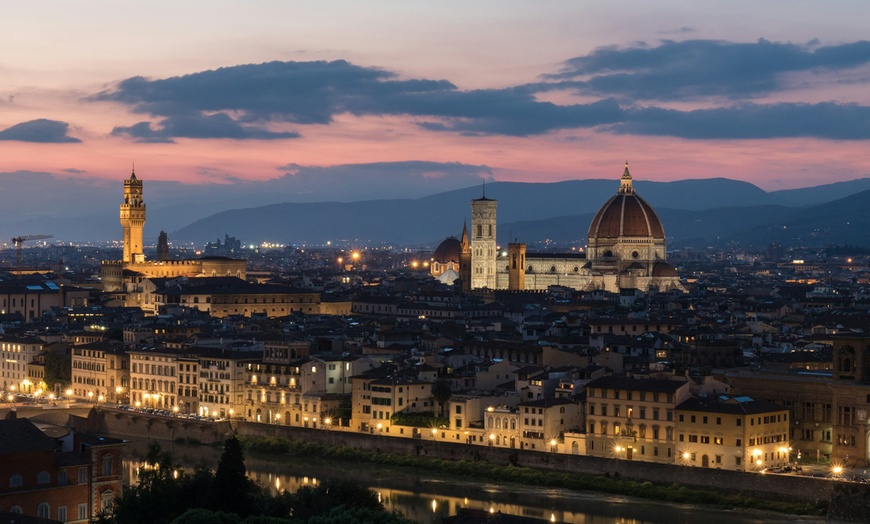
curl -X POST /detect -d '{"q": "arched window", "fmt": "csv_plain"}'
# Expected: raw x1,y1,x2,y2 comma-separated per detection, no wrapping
9,474,23,488
10,506,22,514
550,266,557,273
37,502,50,519
37,471,50,484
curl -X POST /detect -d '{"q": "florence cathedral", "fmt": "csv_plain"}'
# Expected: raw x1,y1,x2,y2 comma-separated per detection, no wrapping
431,163,685,294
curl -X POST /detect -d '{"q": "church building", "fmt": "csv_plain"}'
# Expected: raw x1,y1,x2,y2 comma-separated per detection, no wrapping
432,163,684,294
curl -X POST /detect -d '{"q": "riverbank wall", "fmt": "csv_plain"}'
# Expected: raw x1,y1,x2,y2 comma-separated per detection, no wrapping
74,407,870,511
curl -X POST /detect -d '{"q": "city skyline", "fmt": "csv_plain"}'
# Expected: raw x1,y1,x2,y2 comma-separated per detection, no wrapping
2,1,870,200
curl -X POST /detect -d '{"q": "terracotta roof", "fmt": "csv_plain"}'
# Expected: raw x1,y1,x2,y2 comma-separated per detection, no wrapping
0,418,56,454
433,237,462,263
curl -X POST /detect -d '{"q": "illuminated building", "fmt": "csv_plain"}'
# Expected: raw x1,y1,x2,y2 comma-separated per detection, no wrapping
453,163,685,293
102,169,246,294
676,396,791,472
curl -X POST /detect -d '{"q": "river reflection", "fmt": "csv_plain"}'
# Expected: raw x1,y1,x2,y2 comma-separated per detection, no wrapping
121,438,824,524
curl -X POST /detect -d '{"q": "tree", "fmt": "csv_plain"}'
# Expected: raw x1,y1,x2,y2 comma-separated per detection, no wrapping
431,378,452,418
108,441,185,524
43,346,71,389
209,436,252,515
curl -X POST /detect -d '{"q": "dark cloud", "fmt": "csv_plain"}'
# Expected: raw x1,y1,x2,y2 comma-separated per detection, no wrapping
616,102,870,139
111,114,300,142
0,119,81,143
95,60,622,138
93,45,870,141
63,168,87,174
546,39,870,100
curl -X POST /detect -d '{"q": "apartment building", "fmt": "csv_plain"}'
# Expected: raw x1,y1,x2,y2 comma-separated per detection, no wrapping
0,334,45,393
585,376,692,463
676,395,791,472
70,340,129,403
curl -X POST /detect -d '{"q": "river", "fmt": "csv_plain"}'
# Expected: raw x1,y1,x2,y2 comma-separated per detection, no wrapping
120,437,827,524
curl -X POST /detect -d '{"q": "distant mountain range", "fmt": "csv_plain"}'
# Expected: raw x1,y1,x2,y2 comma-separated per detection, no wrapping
5,175,870,249
171,178,870,248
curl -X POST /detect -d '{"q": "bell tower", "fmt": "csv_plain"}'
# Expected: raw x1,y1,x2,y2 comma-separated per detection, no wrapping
120,169,146,263
470,193,497,290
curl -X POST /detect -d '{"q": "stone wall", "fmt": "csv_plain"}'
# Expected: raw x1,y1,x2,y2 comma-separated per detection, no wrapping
90,408,836,505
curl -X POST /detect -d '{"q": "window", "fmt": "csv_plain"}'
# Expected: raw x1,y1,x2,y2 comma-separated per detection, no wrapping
37,471,50,484
9,474,23,488
78,503,88,520
102,454,113,476
59,469,68,486
101,490,115,513
10,506,22,514
38,502,50,519
58,506,68,522
79,467,88,483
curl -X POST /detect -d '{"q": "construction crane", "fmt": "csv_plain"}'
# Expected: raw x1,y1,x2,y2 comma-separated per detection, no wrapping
11,234,53,268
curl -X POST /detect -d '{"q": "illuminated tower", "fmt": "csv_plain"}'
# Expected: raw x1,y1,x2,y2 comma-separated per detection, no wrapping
120,169,146,263
470,193,497,290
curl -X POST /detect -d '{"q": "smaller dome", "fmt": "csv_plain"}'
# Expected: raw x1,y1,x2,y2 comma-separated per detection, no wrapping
652,261,678,277
437,268,460,285
433,237,462,263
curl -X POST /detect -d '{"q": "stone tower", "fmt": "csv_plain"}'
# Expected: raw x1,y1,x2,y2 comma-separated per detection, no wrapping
459,222,472,293
156,231,169,261
507,242,526,291
470,193,497,290
120,169,146,263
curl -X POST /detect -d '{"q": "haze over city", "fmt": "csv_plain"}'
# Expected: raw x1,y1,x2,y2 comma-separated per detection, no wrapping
2,0,870,206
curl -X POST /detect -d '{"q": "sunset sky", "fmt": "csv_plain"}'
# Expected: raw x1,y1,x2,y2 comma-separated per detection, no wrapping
3,0,870,198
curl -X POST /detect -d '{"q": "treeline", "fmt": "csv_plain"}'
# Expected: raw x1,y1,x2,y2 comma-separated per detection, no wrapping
97,437,415,524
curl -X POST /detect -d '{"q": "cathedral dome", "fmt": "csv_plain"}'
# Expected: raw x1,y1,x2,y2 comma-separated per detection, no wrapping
433,237,462,263
588,164,665,241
